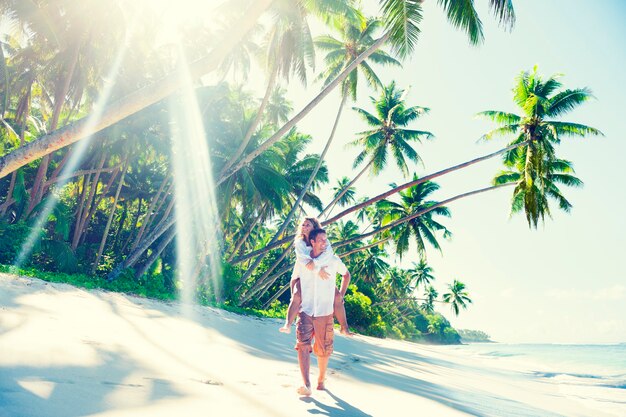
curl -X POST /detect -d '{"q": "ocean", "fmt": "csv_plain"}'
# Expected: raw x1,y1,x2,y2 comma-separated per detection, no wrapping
447,342,626,390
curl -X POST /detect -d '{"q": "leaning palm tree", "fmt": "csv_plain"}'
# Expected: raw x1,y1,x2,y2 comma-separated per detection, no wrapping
478,66,603,227
321,81,432,221
218,0,515,184
493,157,583,225
377,176,451,259
442,279,472,316
234,13,399,293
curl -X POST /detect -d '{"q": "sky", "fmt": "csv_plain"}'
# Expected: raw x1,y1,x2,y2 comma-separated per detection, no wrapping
278,0,626,344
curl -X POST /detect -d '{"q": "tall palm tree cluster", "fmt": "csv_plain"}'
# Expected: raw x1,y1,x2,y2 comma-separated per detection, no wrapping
0,1,601,341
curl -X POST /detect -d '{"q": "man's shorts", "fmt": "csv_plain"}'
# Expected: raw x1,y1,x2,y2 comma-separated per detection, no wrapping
295,312,334,357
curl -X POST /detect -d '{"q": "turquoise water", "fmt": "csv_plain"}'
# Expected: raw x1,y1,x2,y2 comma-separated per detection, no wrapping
449,343,626,388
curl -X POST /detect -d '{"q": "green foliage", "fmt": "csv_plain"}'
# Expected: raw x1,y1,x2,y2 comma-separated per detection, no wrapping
0,264,176,301
343,284,378,330
458,329,493,343
0,221,33,264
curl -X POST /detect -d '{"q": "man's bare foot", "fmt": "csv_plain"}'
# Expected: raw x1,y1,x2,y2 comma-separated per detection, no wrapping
340,327,354,337
316,380,326,391
279,325,291,334
297,385,312,396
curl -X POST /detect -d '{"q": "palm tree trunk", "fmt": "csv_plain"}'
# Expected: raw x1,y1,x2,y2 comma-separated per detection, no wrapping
134,228,176,279
217,32,391,186
72,170,94,244
324,141,529,225
0,0,274,180
112,200,129,252
92,157,130,274
321,157,375,219
78,162,119,247
120,198,144,254
139,181,173,242
27,40,82,214
219,66,279,178
230,141,528,265
226,202,269,262
334,183,515,250
131,176,171,251
235,92,349,291
72,153,106,249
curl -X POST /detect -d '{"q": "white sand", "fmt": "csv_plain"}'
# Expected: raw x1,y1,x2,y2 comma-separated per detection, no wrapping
0,273,623,417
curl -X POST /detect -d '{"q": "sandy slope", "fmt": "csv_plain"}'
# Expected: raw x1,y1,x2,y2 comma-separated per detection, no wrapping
0,274,621,417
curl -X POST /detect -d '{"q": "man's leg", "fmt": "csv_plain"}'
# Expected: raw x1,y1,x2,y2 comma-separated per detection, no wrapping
334,288,354,336
317,355,329,390
312,315,335,390
297,347,312,394
295,312,313,396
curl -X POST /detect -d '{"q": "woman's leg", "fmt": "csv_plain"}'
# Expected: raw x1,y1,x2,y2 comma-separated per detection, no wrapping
279,279,302,333
334,288,353,336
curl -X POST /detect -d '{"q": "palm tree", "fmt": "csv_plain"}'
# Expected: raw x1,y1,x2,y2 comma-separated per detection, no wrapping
218,0,515,185
332,177,357,208
442,279,472,316
408,259,435,291
422,285,438,314
478,66,603,227
234,13,398,293
352,81,432,176
493,157,583,224
264,86,293,127
378,267,412,299
351,245,389,284
377,177,451,259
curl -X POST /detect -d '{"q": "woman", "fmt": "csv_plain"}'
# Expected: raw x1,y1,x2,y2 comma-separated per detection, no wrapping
279,217,352,336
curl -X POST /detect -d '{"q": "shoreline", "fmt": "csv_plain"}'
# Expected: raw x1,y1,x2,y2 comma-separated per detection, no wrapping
1,274,623,417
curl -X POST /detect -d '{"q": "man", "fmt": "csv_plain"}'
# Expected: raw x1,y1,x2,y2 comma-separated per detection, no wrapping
293,227,351,396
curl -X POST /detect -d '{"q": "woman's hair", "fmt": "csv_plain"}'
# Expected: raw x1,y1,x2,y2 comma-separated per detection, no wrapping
297,217,322,244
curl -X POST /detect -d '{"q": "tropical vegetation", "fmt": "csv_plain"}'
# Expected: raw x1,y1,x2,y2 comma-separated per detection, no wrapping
0,1,601,343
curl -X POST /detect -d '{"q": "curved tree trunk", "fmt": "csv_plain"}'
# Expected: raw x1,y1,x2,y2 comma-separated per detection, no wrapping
134,227,176,279
131,175,171,251
231,141,529,265
217,32,391,185
219,66,279,179
235,92,349,293
92,156,130,274
27,40,82,215
0,0,274,180
321,157,375,219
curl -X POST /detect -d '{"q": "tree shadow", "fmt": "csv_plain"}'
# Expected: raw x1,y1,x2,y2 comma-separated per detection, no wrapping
0,346,183,417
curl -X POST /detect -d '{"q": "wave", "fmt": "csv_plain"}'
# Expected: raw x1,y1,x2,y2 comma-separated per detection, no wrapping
533,371,626,390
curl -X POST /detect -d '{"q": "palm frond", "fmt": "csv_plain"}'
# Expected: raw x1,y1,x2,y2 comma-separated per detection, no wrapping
380,0,424,59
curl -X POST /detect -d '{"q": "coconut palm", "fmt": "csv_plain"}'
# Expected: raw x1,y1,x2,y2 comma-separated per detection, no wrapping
407,259,435,291
493,157,583,224
478,66,602,227
265,86,293,127
442,279,472,316
332,177,357,208
351,245,389,284
351,82,432,176
422,285,438,314
377,177,451,259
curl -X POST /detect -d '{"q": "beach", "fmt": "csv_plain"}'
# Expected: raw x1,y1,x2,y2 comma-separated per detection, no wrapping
0,273,623,417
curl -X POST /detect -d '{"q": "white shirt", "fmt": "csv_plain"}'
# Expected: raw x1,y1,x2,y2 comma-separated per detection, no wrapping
292,238,334,277
292,254,347,317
